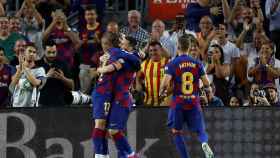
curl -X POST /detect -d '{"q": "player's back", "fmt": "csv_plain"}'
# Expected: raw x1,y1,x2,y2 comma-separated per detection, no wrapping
113,51,141,107
166,54,205,109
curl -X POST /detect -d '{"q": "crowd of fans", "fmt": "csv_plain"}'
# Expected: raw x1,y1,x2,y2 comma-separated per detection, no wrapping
0,0,279,108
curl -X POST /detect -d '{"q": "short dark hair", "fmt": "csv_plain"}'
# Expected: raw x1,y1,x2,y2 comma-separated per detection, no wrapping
43,40,56,50
125,36,137,49
149,41,162,48
85,6,96,12
209,44,224,64
0,46,4,52
25,42,37,50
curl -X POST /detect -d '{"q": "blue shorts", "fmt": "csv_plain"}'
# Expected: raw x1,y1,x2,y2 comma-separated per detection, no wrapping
167,106,208,142
107,101,130,130
92,91,112,120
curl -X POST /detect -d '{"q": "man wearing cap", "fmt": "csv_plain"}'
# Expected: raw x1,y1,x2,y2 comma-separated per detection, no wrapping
264,83,280,106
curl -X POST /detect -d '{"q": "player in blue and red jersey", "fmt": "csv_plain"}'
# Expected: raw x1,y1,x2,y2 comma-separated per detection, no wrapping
96,35,140,158
91,32,140,158
160,34,214,158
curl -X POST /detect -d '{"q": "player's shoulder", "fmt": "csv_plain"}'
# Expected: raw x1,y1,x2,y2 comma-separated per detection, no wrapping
109,47,122,54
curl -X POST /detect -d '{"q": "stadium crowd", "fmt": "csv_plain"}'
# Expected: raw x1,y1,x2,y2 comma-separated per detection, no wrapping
0,0,279,108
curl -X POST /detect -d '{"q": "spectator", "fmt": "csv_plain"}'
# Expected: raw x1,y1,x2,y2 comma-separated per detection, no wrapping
229,96,241,107
185,0,222,32
10,39,27,66
0,16,24,62
9,16,22,34
248,42,280,87
164,13,196,54
9,43,46,107
247,31,270,65
206,44,230,103
150,19,176,58
42,9,81,69
16,0,45,58
266,0,280,59
37,40,77,107
36,0,71,26
0,47,14,107
79,6,103,94
197,16,216,60
203,83,224,107
106,21,119,33
235,6,264,54
264,83,280,106
211,23,240,65
136,41,169,106
249,82,270,106
120,10,149,50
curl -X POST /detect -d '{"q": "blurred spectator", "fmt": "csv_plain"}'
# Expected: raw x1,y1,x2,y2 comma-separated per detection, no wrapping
151,19,176,58
266,0,280,60
43,9,81,69
248,42,280,87
247,31,270,64
106,21,119,33
264,83,280,106
37,40,76,107
136,41,169,106
164,13,196,54
36,0,70,26
249,82,270,106
212,23,240,65
0,47,14,107
229,96,241,107
201,83,224,107
120,10,149,50
235,5,264,54
79,6,103,94
9,16,22,34
185,0,222,32
188,34,203,61
206,44,230,104
0,16,24,61
16,0,45,58
10,39,27,66
197,16,215,60
9,43,46,107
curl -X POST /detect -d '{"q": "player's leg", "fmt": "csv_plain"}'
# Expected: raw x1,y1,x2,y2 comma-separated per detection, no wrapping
107,102,138,158
167,108,190,158
185,107,214,158
92,93,110,158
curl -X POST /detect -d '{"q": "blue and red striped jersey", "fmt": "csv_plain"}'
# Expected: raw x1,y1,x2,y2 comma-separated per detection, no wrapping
79,24,104,67
112,51,141,108
95,48,140,100
165,54,205,109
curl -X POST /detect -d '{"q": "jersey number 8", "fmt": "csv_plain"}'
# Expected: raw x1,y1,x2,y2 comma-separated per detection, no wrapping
181,72,194,95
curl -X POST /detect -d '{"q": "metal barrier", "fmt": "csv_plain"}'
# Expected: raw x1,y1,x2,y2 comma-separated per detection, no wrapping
0,107,279,158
